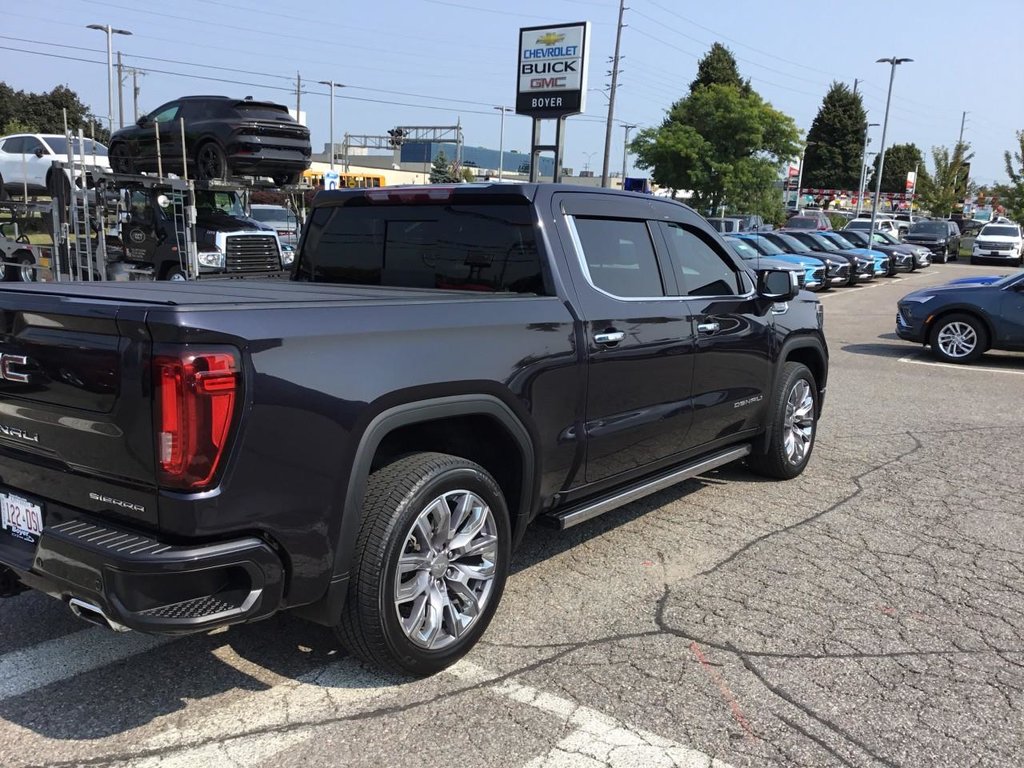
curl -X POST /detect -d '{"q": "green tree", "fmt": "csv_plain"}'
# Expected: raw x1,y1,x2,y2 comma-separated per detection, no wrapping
631,82,799,216
460,166,476,183
0,82,108,142
429,150,458,183
870,142,926,193
999,130,1024,222
918,142,974,217
802,82,868,190
689,43,750,94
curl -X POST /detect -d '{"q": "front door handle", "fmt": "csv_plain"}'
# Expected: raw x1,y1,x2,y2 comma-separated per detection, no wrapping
697,321,720,334
594,331,625,345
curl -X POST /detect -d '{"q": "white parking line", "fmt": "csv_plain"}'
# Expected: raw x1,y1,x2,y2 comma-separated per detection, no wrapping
0,626,176,701
819,272,929,298
898,355,1024,375
451,661,734,768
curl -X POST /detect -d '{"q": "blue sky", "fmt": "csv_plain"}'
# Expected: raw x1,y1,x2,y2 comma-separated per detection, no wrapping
3,0,1021,184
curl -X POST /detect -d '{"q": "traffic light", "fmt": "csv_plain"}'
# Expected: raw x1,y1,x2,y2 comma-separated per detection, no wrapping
387,128,406,147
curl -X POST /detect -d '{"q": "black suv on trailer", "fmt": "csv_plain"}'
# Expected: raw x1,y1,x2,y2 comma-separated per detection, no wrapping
107,96,312,185
0,184,828,676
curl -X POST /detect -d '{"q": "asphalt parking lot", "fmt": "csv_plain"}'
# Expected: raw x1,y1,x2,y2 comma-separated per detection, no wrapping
1,262,1022,768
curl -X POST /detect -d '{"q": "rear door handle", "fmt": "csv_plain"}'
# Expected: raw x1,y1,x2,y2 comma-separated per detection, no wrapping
593,331,625,345
697,321,720,334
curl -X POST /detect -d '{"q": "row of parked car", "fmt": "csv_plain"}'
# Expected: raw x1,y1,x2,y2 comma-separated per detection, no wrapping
720,228,933,293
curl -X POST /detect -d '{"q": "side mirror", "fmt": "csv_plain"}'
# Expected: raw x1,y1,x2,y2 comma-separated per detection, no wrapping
136,116,147,127
757,268,799,302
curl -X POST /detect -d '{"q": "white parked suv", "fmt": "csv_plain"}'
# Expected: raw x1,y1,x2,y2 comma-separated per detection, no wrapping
0,133,111,197
971,223,1023,265
844,216,902,238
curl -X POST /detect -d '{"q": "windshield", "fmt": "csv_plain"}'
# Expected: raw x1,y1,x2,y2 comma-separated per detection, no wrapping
802,233,838,251
742,236,784,255
43,137,108,157
844,220,871,230
993,270,1024,287
769,233,807,252
824,233,854,249
727,239,760,259
876,231,900,245
909,222,947,235
195,190,246,217
249,206,293,223
787,217,817,229
708,219,738,233
981,225,1020,237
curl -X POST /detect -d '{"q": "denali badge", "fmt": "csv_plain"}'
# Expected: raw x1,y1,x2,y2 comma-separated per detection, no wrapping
0,354,30,383
0,423,39,443
89,492,146,513
733,395,764,409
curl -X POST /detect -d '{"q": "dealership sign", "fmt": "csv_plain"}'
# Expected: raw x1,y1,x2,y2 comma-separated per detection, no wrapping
516,22,591,118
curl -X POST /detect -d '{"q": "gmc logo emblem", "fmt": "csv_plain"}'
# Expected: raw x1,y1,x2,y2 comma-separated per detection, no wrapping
0,354,30,383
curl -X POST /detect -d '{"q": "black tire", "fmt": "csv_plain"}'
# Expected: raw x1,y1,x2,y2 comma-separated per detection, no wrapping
109,141,134,174
194,141,228,181
10,251,35,282
0,174,8,201
273,172,300,186
929,313,987,364
748,362,817,480
335,452,511,677
162,264,188,281
969,257,979,265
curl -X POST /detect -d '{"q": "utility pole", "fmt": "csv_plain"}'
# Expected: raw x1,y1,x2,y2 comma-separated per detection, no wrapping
621,123,637,186
116,51,125,128
86,24,132,133
856,121,879,214
853,78,859,95
131,68,144,122
600,0,626,188
957,110,968,147
296,72,302,123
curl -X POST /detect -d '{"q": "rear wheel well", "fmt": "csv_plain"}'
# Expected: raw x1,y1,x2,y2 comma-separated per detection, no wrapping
371,415,525,539
926,309,993,351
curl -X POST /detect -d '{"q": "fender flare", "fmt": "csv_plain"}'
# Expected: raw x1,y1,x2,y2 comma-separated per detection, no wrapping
295,395,536,625
759,335,828,454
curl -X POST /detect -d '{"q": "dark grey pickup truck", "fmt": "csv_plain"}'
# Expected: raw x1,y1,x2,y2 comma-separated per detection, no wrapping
0,184,827,675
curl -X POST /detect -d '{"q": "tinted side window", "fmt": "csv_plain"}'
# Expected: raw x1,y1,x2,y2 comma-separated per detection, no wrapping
1,137,24,153
659,222,740,297
21,137,45,154
151,103,180,123
298,203,546,294
572,217,664,298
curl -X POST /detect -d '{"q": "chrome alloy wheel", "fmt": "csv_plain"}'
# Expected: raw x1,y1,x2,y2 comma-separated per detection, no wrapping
394,490,499,650
936,321,977,359
783,379,815,466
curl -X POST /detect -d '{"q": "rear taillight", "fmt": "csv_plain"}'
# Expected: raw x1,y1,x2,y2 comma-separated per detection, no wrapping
153,349,240,490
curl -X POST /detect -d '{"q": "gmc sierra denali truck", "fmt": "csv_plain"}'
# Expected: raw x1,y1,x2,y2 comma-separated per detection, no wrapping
0,184,828,675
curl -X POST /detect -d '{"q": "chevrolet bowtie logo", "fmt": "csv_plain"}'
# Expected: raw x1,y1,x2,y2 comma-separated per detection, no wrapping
536,33,566,46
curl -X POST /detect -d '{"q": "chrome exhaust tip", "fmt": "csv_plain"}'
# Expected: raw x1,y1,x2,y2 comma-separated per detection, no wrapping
68,598,131,633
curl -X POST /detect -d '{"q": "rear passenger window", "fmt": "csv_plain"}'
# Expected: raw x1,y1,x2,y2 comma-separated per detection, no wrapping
297,203,546,294
658,223,740,296
572,217,664,298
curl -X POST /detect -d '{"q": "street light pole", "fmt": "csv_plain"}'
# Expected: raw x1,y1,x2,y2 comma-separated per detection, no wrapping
582,151,597,173
318,80,343,170
621,123,637,187
493,106,512,181
86,24,132,133
870,57,913,238
856,121,880,215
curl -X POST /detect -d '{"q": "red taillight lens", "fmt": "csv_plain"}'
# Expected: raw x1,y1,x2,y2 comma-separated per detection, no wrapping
153,349,240,490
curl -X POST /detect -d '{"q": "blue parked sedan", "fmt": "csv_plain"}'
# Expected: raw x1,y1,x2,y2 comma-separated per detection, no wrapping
896,270,1024,363
728,234,827,291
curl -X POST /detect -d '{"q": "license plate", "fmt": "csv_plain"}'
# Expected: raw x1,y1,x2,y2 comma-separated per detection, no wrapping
0,493,43,544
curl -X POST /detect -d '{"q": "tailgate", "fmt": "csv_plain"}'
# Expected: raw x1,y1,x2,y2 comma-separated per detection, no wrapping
0,291,156,528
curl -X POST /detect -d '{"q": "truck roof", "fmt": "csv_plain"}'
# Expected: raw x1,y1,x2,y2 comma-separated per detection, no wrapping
310,183,674,207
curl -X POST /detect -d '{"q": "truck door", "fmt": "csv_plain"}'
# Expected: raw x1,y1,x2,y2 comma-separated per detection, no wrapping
653,220,774,448
551,193,696,485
